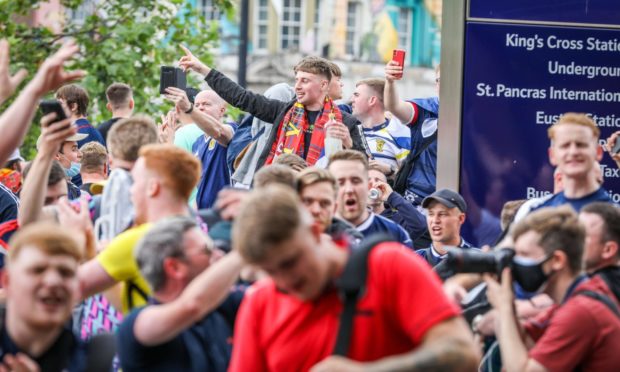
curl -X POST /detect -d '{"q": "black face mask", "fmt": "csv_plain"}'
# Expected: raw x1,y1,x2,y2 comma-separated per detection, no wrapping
512,255,553,293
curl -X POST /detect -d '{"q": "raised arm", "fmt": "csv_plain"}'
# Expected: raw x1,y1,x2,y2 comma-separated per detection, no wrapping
486,269,548,372
384,61,414,124
178,45,288,124
164,87,233,146
18,114,76,226
0,41,84,165
132,251,244,346
0,39,28,106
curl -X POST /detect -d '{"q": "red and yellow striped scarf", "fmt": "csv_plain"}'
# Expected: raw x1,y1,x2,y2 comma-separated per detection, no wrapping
266,97,342,166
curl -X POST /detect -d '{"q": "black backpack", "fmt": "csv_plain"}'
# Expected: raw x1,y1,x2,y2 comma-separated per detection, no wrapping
332,234,393,356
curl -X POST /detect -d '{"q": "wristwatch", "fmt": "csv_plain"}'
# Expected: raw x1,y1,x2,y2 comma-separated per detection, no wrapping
184,103,194,114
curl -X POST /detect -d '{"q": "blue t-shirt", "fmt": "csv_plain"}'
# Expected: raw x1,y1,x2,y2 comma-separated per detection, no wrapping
405,97,439,205
532,187,613,212
117,292,243,372
356,213,413,248
416,239,475,267
0,324,88,371
75,118,105,148
193,123,238,210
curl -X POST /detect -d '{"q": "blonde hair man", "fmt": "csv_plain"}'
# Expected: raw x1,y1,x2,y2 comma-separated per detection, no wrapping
531,113,610,213
0,223,115,370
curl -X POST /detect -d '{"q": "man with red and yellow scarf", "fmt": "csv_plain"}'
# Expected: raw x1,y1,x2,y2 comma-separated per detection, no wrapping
178,47,366,171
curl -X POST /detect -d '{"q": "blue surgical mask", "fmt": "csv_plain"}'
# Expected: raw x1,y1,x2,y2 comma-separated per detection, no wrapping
65,162,81,178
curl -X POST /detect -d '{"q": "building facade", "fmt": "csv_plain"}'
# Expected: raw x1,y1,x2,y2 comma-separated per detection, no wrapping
195,0,441,98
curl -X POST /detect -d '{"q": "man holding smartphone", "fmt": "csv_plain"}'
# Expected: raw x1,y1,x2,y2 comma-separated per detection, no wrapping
163,87,236,209
177,47,366,170
385,59,440,206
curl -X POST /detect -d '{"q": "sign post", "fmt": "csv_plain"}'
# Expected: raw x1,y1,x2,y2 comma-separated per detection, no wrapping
439,1,620,246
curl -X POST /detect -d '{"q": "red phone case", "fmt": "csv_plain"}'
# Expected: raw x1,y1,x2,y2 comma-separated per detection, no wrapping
392,49,406,78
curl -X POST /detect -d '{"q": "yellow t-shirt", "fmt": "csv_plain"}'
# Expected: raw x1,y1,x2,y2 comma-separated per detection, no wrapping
97,223,152,314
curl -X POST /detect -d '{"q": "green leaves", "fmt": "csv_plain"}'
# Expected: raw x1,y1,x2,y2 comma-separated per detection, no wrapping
1,0,235,159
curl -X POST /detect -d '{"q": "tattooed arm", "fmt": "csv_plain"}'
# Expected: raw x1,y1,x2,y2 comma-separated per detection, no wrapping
311,317,480,372
370,317,479,372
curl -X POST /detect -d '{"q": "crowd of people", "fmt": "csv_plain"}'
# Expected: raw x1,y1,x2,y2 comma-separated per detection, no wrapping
0,36,618,372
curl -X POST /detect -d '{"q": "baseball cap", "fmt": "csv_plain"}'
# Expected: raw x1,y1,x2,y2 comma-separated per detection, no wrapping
422,189,467,212
36,132,88,150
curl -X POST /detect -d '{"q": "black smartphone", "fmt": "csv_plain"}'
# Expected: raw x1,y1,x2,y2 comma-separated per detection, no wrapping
39,99,68,123
159,66,187,94
613,138,620,155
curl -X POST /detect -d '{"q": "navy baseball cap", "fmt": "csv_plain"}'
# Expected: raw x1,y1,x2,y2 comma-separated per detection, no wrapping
422,189,467,212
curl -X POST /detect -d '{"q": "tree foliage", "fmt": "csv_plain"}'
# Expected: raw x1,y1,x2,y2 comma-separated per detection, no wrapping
0,0,234,159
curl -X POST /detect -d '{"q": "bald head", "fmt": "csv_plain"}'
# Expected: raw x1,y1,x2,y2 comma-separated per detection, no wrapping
195,90,226,120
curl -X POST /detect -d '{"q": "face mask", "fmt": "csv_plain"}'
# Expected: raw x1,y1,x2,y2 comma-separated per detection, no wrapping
65,162,81,178
512,254,553,293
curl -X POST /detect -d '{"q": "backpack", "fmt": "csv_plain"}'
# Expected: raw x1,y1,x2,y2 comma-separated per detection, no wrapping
332,234,394,356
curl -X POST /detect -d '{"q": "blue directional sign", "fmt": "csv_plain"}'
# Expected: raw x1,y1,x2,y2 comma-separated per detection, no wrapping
459,8,620,246
469,0,620,26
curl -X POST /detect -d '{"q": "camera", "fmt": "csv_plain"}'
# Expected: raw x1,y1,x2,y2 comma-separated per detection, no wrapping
444,247,515,276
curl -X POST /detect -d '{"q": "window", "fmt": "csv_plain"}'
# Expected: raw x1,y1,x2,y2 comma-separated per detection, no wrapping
281,0,302,50
397,8,412,53
196,0,221,21
255,0,269,50
66,0,98,24
345,2,360,56
313,0,321,52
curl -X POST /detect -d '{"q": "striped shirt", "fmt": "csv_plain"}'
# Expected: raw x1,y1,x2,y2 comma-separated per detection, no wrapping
363,117,411,169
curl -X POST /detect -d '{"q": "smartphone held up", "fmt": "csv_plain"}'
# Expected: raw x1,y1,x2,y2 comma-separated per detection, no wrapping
159,66,187,94
39,99,69,123
392,49,406,79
